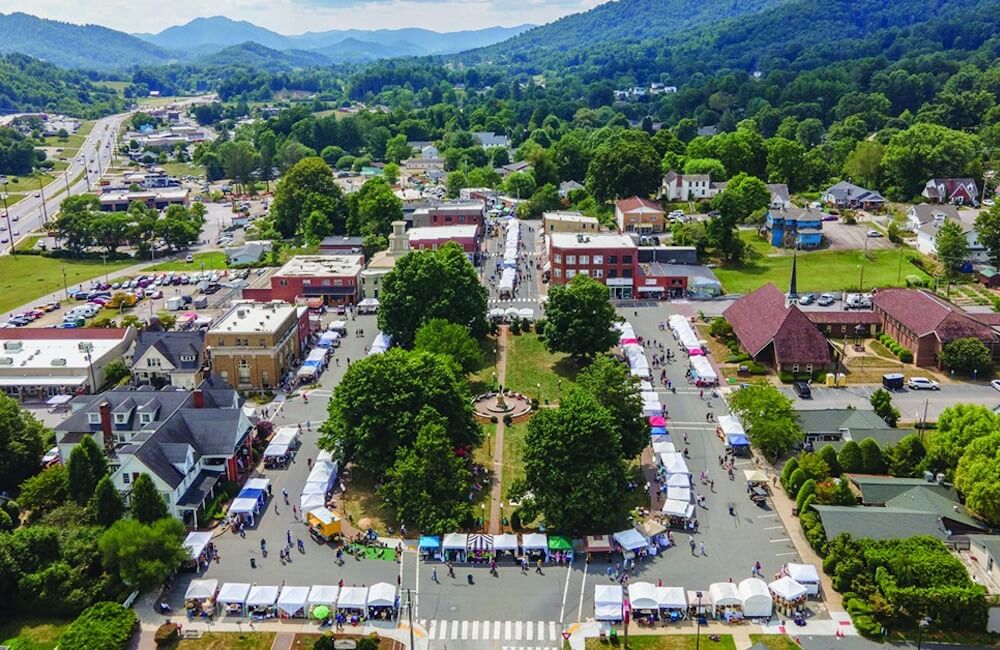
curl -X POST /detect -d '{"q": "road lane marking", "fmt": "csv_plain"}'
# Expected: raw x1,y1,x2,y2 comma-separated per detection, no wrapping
558,564,572,624
515,620,523,640
527,621,534,640
472,620,479,639
764,526,785,530
577,566,589,623
505,620,512,638
461,620,468,638
493,620,501,639
776,552,798,557
769,538,792,543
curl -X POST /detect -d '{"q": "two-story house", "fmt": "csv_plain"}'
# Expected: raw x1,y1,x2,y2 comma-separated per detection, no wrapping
53,378,254,527
129,331,206,389
822,181,886,212
914,211,988,263
615,197,665,233
922,178,979,205
765,206,825,248
661,172,717,201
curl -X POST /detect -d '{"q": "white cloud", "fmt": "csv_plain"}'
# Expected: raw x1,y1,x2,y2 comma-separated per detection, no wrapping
6,0,605,35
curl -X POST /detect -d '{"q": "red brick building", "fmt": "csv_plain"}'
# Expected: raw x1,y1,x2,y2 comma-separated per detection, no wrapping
411,202,485,230
548,232,638,298
407,225,480,255
242,255,363,306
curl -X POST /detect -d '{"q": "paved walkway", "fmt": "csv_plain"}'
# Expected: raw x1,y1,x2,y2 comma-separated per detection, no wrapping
270,632,295,650
488,325,509,534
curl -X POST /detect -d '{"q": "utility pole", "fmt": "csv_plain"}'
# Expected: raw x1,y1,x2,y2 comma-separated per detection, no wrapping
37,176,48,225
0,177,14,257
406,588,416,650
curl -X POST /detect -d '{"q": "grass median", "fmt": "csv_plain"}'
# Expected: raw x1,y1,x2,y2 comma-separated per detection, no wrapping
0,254,134,315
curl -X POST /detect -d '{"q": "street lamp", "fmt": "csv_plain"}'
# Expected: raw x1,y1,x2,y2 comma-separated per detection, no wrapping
695,591,703,650
0,176,13,256
536,382,541,403
916,616,931,650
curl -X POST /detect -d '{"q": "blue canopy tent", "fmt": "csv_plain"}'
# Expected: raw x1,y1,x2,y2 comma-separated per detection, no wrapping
650,426,667,435
650,434,672,444
727,434,751,456
418,536,441,560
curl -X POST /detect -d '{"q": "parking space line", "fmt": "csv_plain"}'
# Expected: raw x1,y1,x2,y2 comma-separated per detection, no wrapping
775,552,798,557
558,564,571,623
757,513,779,518
764,526,785,530
769,538,792,543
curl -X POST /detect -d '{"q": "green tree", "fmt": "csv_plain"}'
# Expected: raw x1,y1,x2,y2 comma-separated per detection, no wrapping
925,404,1000,474
17,465,69,516
503,171,536,199
682,158,726,180
90,475,124,527
60,602,137,650
882,123,980,197
709,172,768,260
869,388,900,427
446,171,468,198
350,177,403,237
378,243,489,348
818,444,842,477
528,183,562,216
858,438,886,474
727,384,803,460
271,157,347,237
217,140,260,194
765,137,807,190
0,394,48,492
319,349,481,475
842,141,884,190
102,359,130,387
378,420,472,533
67,437,107,506
383,134,413,164
99,518,186,589
939,337,993,376
796,478,817,510
129,473,168,524
934,219,969,277
413,319,482,374
576,354,646,458
888,434,927,478
542,274,618,359
382,162,400,186
585,129,661,203
514,389,628,532
975,206,1000,266
797,453,831,482
955,432,1000,524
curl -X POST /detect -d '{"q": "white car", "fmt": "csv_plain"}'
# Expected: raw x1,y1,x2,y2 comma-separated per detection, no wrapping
984,199,995,207
818,293,836,306
42,447,60,466
866,229,882,237
907,377,940,391
991,379,1000,392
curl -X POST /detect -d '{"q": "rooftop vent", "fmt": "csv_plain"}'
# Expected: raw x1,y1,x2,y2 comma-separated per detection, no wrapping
51,358,67,367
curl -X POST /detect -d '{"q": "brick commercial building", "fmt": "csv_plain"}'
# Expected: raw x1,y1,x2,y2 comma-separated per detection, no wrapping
242,255,364,307
205,302,304,389
407,225,480,256
548,232,638,298
615,197,665,233
872,288,1000,367
410,202,485,230
542,211,600,234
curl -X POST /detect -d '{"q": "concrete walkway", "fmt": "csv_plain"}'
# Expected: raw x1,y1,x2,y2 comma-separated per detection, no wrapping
488,325,509,534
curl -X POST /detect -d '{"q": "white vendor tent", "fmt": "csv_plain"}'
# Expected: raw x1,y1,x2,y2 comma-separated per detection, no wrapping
337,586,368,611
518,308,534,321
183,531,213,560
708,582,741,607
308,585,340,607
666,486,692,503
690,356,717,383
662,499,695,519
245,477,270,491
300,481,327,496
494,534,519,552
640,380,653,392
659,452,690,475
769,576,808,601
786,563,821,595
628,582,659,610
666,473,691,488
300,493,325,510
305,458,338,493
246,585,279,608
366,582,396,608
185,579,218,600
718,415,745,437
521,533,547,552
228,497,259,517
631,355,650,371
218,582,251,615
263,442,290,457
277,586,310,617
443,533,468,550
613,528,648,551
633,367,652,379
594,584,624,621
657,587,687,610
652,441,676,455
272,427,298,447
738,578,773,618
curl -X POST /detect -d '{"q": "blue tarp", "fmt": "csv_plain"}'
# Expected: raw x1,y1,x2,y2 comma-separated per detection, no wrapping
650,434,672,443
650,426,667,435
418,536,441,550
727,434,750,447
303,360,322,368
237,487,264,505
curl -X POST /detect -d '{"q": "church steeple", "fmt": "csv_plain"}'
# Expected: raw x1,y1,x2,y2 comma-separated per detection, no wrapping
788,246,799,303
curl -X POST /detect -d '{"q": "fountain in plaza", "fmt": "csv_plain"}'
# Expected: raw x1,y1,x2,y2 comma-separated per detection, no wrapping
472,385,533,422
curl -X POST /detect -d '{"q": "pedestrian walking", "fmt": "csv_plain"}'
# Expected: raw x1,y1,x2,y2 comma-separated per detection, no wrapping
432,567,439,583
292,505,298,519
700,541,706,556
286,529,292,546
535,559,543,574
689,538,696,555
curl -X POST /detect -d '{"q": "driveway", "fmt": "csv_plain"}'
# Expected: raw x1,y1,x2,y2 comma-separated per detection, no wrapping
822,221,894,251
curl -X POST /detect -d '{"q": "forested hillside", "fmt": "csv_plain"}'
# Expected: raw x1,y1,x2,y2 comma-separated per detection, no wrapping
0,54,124,118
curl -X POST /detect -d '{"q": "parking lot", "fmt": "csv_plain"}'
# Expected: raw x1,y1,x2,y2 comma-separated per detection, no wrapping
821,220,895,251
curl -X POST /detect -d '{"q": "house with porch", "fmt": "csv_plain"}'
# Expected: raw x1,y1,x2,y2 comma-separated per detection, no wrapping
922,178,979,205
822,181,885,212
764,206,824,248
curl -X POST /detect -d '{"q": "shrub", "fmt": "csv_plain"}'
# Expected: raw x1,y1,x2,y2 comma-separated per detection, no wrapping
3,499,20,522
313,635,335,650
853,614,883,639
61,602,137,650
503,414,513,426
509,319,521,335
709,317,733,338
154,623,180,647
778,370,794,383
535,319,546,338
796,479,817,511
357,637,380,650
746,361,768,375
787,468,806,496
898,349,913,363
510,510,521,529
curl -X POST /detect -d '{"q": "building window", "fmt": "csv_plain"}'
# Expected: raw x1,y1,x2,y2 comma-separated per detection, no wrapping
593,269,604,278
792,364,800,373
219,370,229,382
806,364,813,373
593,255,603,265
334,279,343,286
122,473,130,484
259,338,266,347
238,360,251,384
303,279,312,286
322,279,331,286
553,268,562,278
608,256,618,264
147,358,160,367
623,256,633,264
566,269,576,279
279,279,288,286
623,268,633,278
578,269,590,276
87,413,100,425
579,255,590,265
553,254,562,263
608,269,618,278
140,413,152,424
114,413,126,424
566,255,576,265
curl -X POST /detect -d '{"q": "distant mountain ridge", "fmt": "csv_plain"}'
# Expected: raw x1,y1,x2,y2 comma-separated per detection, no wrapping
0,12,533,71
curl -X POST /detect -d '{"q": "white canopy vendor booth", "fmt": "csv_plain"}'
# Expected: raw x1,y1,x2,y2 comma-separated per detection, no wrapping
184,579,218,618
690,355,718,386
785,563,821,596
666,473,690,488
277,585,310,619
442,533,468,563
737,578,773,618
594,584,624,621
366,582,398,620
657,587,688,620
708,582,742,621
246,585,279,619
659,452,690,475
628,582,660,622
308,585,340,617
613,528,648,555
337,586,368,617
521,533,548,561
493,533,519,558
183,531,213,569
218,582,251,617
769,576,808,615
662,498,695,522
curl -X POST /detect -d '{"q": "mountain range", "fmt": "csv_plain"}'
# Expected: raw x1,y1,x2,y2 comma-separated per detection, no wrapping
0,12,533,70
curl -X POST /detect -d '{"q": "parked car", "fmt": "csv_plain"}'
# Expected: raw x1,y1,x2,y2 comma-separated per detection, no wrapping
41,447,61,467
793,381,813,399
991,379,1000,392
186,254,194,263
984,198,995,207
818,293,836,306
907,377,940,391
798,294,815,306
866,229,883,237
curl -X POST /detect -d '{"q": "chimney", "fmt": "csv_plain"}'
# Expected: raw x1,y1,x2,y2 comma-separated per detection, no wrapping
99,401,113,451
193,389,204,409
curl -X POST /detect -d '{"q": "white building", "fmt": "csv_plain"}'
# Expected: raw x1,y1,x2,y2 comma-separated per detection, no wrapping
914,210,988,263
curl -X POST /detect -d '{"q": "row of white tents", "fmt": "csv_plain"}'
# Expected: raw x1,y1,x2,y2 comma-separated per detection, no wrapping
499,219,520,297
594,567,820,621
300,449,338,511
615,321,662,415
667,315,703,353
263,425,300,461
185,579,397,618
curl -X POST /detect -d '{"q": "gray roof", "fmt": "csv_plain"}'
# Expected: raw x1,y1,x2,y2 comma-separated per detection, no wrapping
769,206,825,223
226,241,268,262
848,475,958,506
885,486,987,531
812,505,947,541
131,331,205,372
824,181,885,204
968,535,1000,561
909,204,959,226
797,409,890,434
642,263,722,287
319,235,365,249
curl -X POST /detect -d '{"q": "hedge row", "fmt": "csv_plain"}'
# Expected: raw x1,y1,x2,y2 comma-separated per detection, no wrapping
877,333,913,363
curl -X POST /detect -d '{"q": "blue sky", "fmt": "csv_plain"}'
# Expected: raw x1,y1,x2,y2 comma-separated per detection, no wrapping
11,0,606,33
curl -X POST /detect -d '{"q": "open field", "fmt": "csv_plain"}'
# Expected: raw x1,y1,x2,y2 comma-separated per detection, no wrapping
136,95,193,108
0,254,134,315
159,161,204,178
96,81,130,94
1,172,57,195
714,231,931,294
145,251,227,272
174,632,276,650
504,331,578,404
0,618,70,650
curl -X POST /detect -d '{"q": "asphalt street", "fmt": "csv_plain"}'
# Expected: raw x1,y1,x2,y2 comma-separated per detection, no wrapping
784,383,1000,420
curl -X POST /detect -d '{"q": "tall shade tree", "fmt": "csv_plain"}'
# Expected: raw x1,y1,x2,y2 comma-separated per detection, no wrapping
881,123,980,197
514,389,628,532
585,129,661,202
378,243,489,348
90,475,124,527
576,354,647,458
0,394,48,492
955,432,1000,525
975,205,1000,266
924,404,1000,475
934,219,969,277
67,437,107,505
378,421,472,533
319,349,481,475
842,141,884,190
542,274,618,359
348,177,403,237
99,518,186,589
728,384,803,460
939,337,993,376
271,156,348,237
17,465,69,516
129,473,168,524
413,319,482,374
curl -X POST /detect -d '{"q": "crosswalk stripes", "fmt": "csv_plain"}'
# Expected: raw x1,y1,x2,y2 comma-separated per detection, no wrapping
420,619,560,642
488,298,537,304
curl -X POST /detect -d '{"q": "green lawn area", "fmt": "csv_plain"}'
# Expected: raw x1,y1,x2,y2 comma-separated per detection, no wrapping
160,160,204,178
1,172,57,195
136,95,191,108
175,632,276,649
504,331,578,404
585,635,736,649
0,618,71,650
748,635,801,649
145,251,227,272
0,255,134,314
714,231,930,294
43,132,87,150
1,192,26,206
501,421,526,501
469,335,499,394
96,81,130,94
